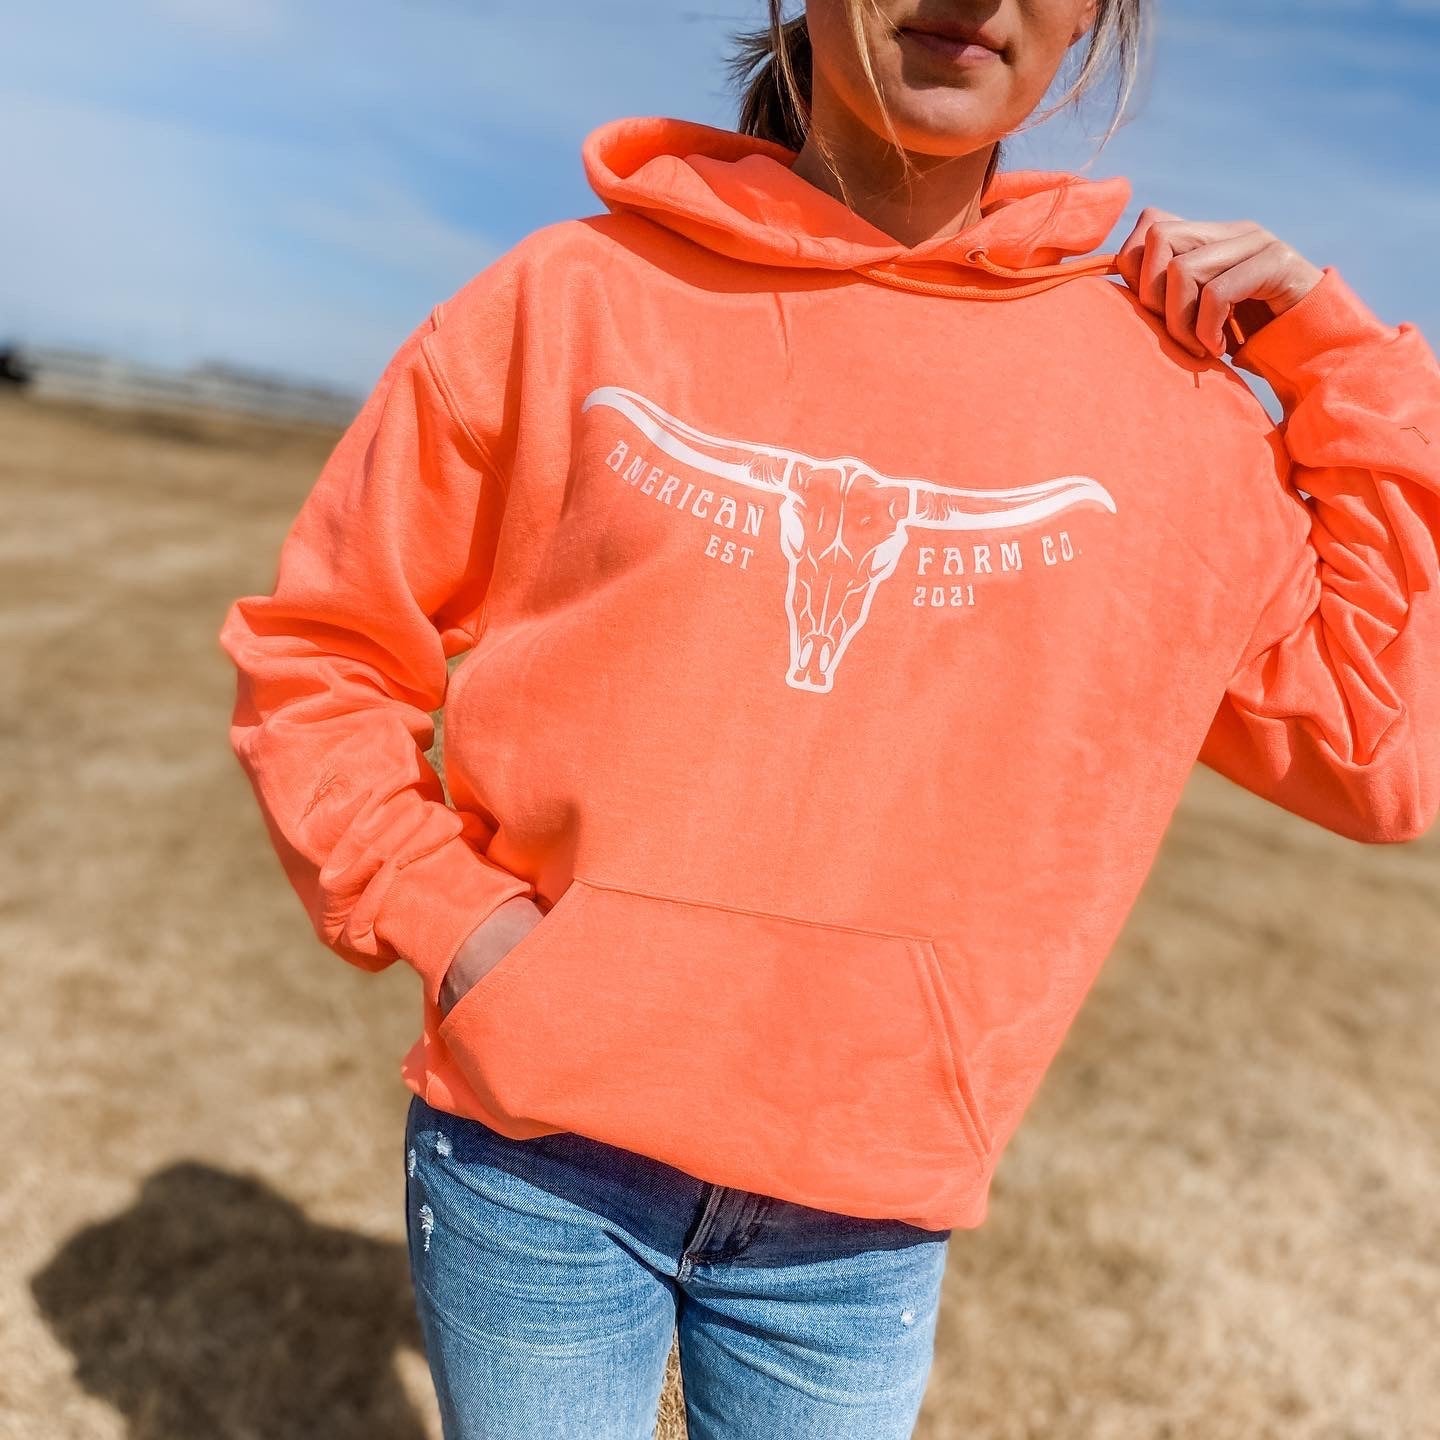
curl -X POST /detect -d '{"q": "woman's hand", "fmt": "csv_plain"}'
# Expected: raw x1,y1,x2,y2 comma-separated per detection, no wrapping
437,894,545,1019
1114,207,1326,361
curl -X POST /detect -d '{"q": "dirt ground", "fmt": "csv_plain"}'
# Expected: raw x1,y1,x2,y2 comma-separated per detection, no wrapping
2,389,1437,1440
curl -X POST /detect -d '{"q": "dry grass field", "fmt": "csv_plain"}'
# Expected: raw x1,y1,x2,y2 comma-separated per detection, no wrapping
2,389,1437,1440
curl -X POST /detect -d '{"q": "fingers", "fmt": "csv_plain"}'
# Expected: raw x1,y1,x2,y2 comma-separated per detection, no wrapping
1192,245,1292,357
1113,206,1186,306
1114,207,1271,359
1168,231,1274,357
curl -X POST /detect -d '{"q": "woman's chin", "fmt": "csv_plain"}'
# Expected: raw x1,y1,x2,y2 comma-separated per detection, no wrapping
869,103,1003,160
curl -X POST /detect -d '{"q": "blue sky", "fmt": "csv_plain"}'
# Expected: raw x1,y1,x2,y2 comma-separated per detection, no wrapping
2,0,1436,394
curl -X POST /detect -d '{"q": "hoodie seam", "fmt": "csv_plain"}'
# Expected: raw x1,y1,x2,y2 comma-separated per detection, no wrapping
418,332,512,504
575,874,933,945
416,330,515,653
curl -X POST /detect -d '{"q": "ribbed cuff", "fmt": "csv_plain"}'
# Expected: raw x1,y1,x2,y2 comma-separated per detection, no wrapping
372,836,536,1008
1232,265,1399,406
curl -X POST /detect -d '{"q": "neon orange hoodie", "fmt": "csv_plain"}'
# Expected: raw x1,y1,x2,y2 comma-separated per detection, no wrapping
218,116,1440,1230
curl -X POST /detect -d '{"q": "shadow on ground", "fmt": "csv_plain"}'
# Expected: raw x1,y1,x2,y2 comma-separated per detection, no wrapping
30,1161,428,1440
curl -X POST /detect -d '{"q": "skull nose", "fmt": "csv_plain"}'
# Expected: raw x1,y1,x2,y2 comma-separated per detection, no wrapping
793,632,835,689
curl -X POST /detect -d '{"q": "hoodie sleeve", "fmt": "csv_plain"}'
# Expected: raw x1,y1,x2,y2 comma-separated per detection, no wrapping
1196,265,1440,843
216,296,536,1006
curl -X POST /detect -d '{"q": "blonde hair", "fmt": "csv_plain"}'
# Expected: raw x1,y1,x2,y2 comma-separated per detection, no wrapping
728,0,1150,201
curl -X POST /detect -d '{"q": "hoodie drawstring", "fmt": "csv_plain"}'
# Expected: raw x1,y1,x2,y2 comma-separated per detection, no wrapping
859,245,1252,352
854,246,1121,300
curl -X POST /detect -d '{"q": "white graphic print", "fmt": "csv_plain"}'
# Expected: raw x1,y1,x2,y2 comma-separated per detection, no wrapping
582,385,1117,693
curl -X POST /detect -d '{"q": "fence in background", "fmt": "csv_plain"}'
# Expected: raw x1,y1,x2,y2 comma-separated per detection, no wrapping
1,343,360,426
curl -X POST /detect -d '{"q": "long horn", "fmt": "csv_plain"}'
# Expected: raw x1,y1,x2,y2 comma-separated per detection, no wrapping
905,473,1116,530
582,386,792,493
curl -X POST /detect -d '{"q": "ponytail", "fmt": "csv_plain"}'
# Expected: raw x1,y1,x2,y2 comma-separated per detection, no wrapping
728,9,812,153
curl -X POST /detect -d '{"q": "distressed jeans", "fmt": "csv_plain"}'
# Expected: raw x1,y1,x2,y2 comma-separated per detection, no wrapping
404,1092,952,1439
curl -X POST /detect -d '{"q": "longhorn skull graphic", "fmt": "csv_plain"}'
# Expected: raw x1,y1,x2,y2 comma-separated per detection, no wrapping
582,385,1117,693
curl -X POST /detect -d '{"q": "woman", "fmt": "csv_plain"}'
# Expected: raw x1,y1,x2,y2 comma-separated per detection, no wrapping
218,1,1440,1436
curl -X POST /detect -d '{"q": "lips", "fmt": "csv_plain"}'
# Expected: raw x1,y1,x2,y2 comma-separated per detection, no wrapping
897,20,1006,62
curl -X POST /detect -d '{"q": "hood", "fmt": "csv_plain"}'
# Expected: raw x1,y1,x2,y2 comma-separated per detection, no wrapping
582,115,1131,300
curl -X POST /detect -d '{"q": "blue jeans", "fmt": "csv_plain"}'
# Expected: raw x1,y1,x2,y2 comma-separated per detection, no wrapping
404,1093,952,1439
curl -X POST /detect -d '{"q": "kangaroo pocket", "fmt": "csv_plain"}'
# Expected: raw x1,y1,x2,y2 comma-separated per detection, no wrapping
435,875,993,1220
